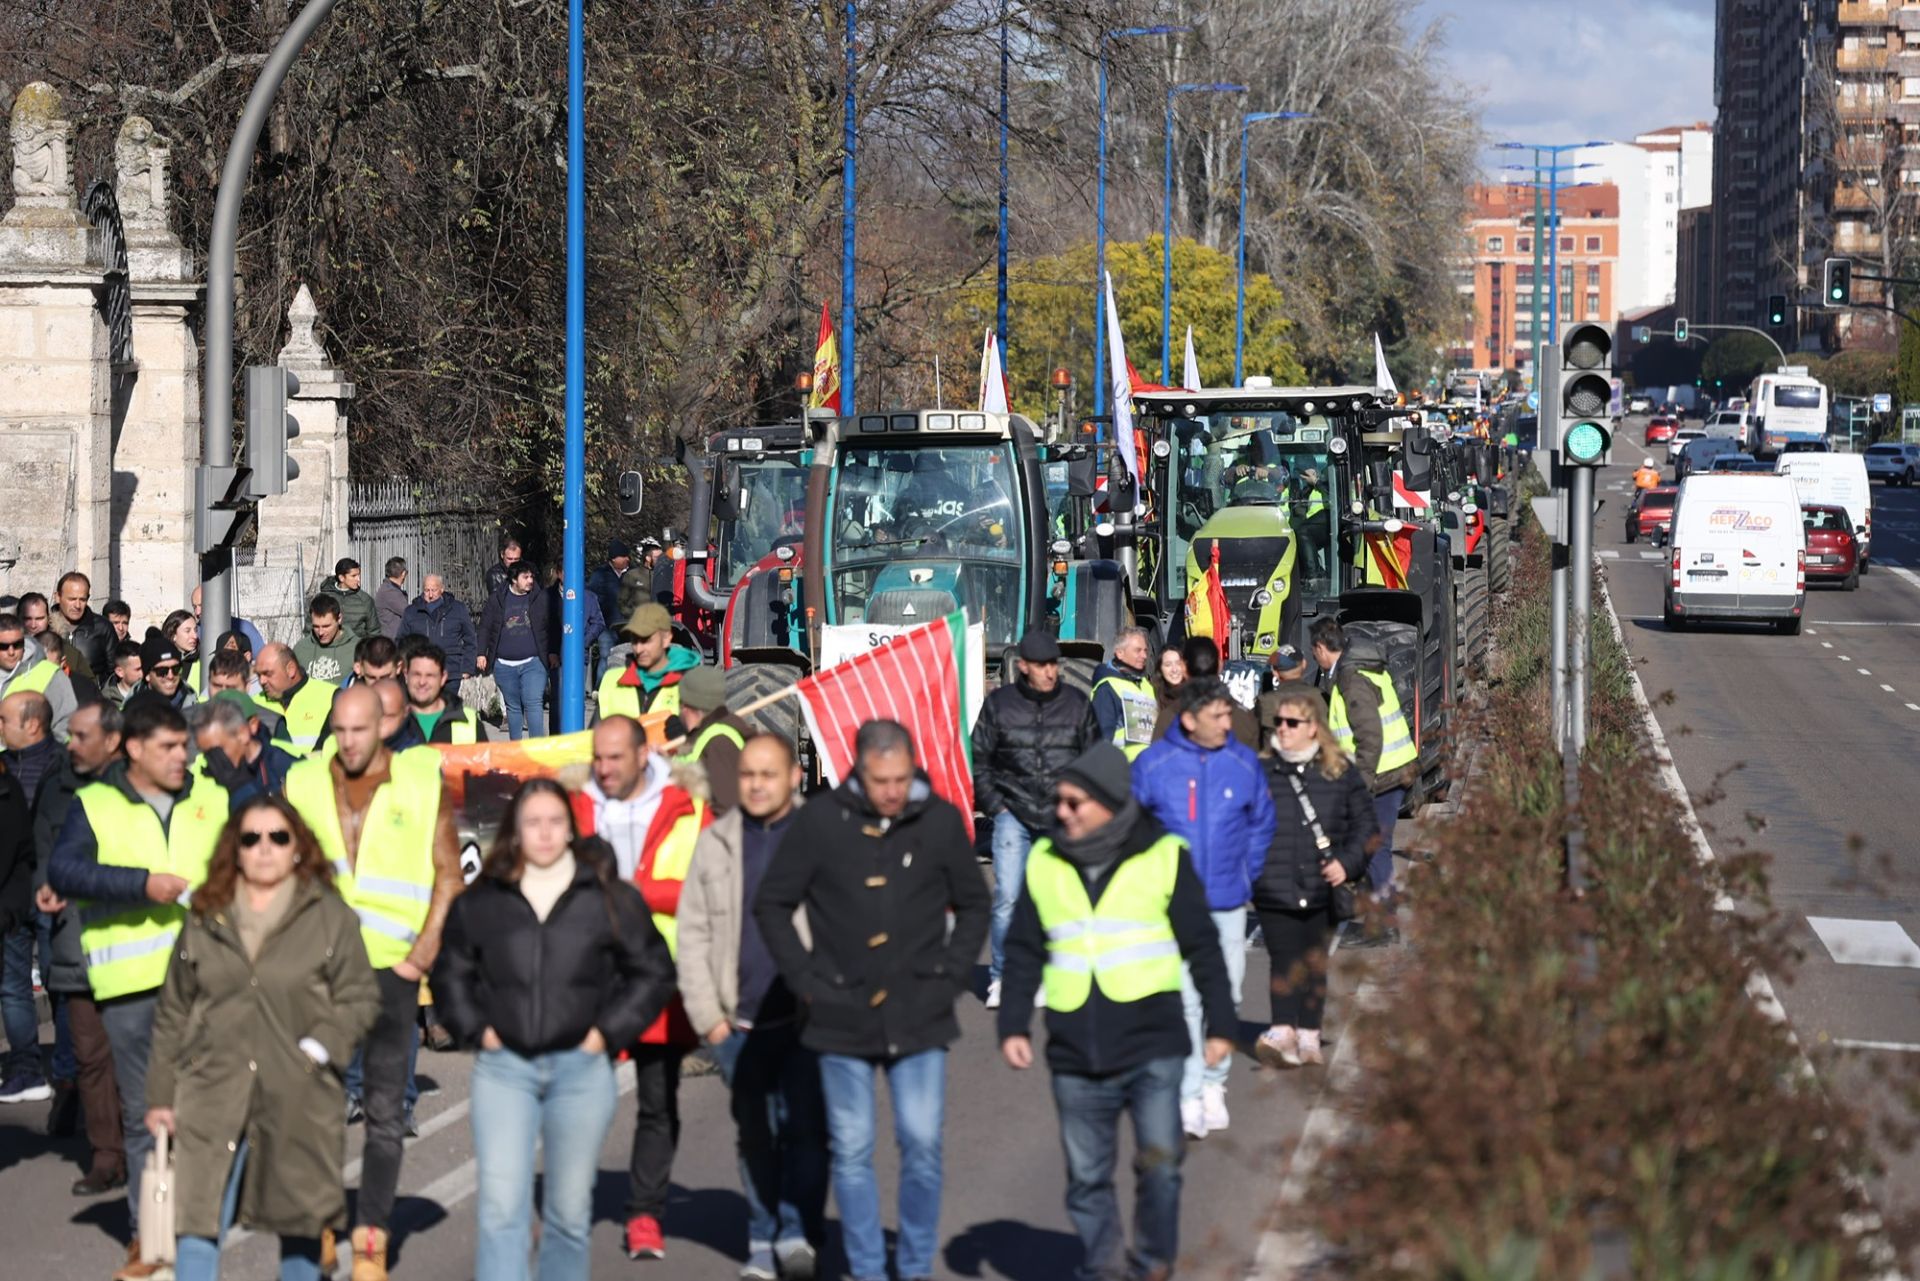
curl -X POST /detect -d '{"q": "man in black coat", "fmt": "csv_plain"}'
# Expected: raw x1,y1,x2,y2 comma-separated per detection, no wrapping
970,630,1098,1010
753,719,989,1281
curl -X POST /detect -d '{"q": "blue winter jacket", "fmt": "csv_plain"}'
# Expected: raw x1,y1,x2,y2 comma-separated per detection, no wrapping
1131,719,1276,911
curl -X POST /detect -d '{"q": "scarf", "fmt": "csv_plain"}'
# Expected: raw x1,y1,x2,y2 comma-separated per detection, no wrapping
1278,742,1318,764
1050,797,1145,872
517,852,577,923
233,877,296,961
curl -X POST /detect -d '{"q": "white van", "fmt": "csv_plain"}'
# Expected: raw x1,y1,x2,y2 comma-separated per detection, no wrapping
1777,452,1872,569
1664,474,1807,634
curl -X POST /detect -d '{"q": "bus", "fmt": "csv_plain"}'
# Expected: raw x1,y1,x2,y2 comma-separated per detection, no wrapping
1746,371,1829,452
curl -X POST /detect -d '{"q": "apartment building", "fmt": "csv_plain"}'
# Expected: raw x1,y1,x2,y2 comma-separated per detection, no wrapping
1581,125,1714,314
1460,183,1621,379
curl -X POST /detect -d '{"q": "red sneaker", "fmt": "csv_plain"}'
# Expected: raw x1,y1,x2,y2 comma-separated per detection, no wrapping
624,1214,665,1260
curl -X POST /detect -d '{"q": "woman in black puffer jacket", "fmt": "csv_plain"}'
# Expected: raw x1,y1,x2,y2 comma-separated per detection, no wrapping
1252,686,1376,1069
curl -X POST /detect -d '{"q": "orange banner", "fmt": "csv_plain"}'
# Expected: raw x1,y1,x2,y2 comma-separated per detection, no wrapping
432,714,670,853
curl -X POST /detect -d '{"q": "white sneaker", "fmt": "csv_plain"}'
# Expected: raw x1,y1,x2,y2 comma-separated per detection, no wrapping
1297,1029,1324,1066
1180,1097,1207,1139
1201,1083,1230,1133
985,979,1002,1009
1256,1025,1302,1069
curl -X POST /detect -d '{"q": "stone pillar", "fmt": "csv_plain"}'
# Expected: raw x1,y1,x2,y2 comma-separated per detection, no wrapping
111,115,202,620
0,83,111,598
254,284,355,583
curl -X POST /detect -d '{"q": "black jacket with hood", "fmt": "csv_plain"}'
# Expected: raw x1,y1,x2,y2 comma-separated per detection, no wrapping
1254,753,1376,914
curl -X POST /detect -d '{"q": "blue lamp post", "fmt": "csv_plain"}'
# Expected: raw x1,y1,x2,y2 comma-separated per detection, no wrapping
1094,23,1189,419
997,0,1010,357
560,0,586,730
1163,82,1245,384
842,1,859,416
1234,110,1311,385
1496,141,1605,350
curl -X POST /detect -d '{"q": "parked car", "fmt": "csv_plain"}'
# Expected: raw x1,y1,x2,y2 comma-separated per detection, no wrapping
1625,486,1678,544
1864,441,1920,486
1645,415,1679,446
1801,504,1860,590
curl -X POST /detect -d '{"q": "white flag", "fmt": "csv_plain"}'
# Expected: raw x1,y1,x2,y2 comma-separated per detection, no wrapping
1182,325,1202,393
1373,332,1397,395
978,330,1010,414
1103,271,1141,487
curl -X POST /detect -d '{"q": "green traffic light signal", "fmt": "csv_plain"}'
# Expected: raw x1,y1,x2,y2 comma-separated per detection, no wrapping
1564,420,1610,465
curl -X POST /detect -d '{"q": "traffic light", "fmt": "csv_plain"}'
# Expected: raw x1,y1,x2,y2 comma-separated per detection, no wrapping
1824,258,1853,307
194,464,253,555
243,365,301,498
1767,294,1788,327
1557,323,1613,467
1673,317,1689,343
1632,325,1651,344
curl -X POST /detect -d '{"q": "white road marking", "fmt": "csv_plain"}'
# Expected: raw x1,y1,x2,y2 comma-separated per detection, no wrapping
1908,703,1919,712
1806,917,1920,969
1639,551,1663,561
1858,668,1873,676
1598,549,1620,559
1819,620,1920,627
1886,563,1920,596
1840,655,1852,661
1882,684,1896,693
1833,1039,1920,1054
1823,642,1835,649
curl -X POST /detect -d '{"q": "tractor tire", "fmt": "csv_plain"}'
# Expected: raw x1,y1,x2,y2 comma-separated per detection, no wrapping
1058,656,1101,706
1486,518,1513,594
724,662,808,744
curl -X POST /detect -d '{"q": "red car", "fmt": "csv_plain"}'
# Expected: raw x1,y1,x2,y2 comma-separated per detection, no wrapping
1644,415,1678,446
1802,504,1860,589
1625,486,1677,544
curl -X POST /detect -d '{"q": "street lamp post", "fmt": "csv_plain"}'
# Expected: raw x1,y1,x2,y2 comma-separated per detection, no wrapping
1095,23,1189,419
1496,141,1606,354
843,1,859,417
1236,110,1311,385
997,0,1010,359
1163,82,1245,384
560,0,587,730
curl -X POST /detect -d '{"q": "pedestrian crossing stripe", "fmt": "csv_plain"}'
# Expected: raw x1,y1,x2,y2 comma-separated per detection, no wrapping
1806,917,1920,969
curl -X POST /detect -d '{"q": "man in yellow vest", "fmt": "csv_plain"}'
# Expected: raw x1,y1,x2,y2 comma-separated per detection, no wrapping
595,602,700,725
997,743,1235,1281
46,698,233,1281
1090,626,1158,759
252,643,339,756
672,666,750,813
1,610,78,739
1311,618,1418,948
284,684,462,1281
401,642,480,744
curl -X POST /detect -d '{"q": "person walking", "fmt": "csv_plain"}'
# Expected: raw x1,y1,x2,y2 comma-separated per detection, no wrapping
673,667,751,814
320,558,381,642
402,644,481,744
478,562,554,741
1153,637,1258,750
1149,645,1187,741
596,603,700,724
679,733,826,1281
397,575,479,683
484,536,525,601
105,641,144,708
189,694,299,800
0,610,77,739
47,697,234,1280
282,685,464,1281
1310,618,1416,947
52,572,115,677
1253,686,1375,1068
753,720,991,1281
32,701,128,1194
0,708,47,1107
585,541,631,683
1090,627,1157,760
572,715,710,1262
432,778,675,1281
252,644,339,756
543,568,606,734
997,743,1238,1281
971,629,1098,1010
1634,458,1661,490
144,795,381,1281
134,632,194,714
1255,644,1311,741
376,558,409,640
292,595,361,687
1132,678,1275,1139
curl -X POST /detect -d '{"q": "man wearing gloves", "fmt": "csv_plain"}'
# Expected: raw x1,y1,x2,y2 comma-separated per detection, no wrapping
998,743,1237,1281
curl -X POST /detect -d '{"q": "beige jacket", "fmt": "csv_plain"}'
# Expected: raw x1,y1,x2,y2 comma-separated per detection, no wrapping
677,804,810,1037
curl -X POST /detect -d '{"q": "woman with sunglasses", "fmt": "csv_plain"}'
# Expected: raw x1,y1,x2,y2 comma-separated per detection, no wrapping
431,777,674,1281
1252,687,1376,1067
144,796,380,1281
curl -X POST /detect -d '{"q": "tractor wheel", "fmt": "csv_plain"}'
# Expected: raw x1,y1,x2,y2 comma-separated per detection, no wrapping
724,662,808,744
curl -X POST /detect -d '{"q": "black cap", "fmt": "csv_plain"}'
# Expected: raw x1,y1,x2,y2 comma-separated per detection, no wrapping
1057,743,1132,813
1269,644,1307,674
607,539,632,560
141,634,182,670
1016,630,1062,663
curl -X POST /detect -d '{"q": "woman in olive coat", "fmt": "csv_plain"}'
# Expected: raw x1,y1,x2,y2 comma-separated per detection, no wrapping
145,795,381,1281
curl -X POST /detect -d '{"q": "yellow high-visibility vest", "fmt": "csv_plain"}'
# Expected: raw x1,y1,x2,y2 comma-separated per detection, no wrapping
644,804,706,958
673,718,743,766
1329,669,1417,773
75,777,230,1001
1093,672,1157,760
596,666,681,722
276,678,339,756
8,659,59,695
284,746,443,969
1024,834,1184,1012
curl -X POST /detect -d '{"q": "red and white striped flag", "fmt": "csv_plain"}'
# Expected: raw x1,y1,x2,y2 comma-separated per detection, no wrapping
793,611,977,835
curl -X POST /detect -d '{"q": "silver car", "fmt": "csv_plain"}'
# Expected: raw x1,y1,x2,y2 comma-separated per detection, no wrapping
1864,442,1920,486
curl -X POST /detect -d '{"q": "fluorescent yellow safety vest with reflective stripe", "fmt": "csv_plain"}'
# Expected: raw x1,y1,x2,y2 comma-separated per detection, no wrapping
1024,834,1185,1011
645,804,706,959
596,667,681,722
673,718,744,766
75,777,230,1001
1302,487,1325,521
283,746,443,969
9,659,59,695
1329,669,1417,773
445,707,479,745
276,678,339,757
1093,672,1157,760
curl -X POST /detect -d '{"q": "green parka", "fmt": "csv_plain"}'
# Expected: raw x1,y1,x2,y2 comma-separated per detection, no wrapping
146,879,380,1239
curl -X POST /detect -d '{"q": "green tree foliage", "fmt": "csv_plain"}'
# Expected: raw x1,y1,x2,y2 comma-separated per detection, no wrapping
950,237,1303,419
1699,333,1777,392
1899,319,1920,409
1800,348,1895,401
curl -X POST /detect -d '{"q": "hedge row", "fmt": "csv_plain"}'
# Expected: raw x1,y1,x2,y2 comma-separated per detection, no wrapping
1307,522,1912,1278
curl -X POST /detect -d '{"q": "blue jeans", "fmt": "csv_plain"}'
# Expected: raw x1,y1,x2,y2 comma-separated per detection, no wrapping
713,1024,828,1254
496,659,547,741
989,811,1036,983
1179,907,1246,1102
1369,788,1406,899
1052,1056,1185,1281
345,1020,420,1115
592,628,620,686
2,914,72,1081
819,1048,947,1281
174,1140,323,1281
470,1046,617,1281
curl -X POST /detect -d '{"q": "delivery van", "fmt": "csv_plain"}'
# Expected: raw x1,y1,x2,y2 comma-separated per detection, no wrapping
1664,474,1806,634
1776,452,1872,570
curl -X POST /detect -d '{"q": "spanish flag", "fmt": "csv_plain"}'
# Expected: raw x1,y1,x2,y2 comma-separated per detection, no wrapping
1185,540,1231,663
810,301,843,414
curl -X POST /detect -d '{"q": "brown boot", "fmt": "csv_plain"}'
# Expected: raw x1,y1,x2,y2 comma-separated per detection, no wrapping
111,1239,171,1281
320,1228,337,1274
350,1226,389,1281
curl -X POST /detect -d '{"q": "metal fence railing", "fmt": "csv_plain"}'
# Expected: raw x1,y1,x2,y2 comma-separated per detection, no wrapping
347,479,498,611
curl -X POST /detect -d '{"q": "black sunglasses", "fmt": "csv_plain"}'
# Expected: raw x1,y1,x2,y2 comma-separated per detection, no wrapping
1274,715,1310,729
240,829,293,848
0,638,22,651
151,664,181,676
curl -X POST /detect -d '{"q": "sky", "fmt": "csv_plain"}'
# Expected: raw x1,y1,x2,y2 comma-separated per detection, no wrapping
1414,0,1717,168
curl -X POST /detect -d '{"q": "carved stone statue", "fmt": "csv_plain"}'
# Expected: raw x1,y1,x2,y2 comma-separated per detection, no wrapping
9,82,73,203
279,284,329,368
114,116,171,229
